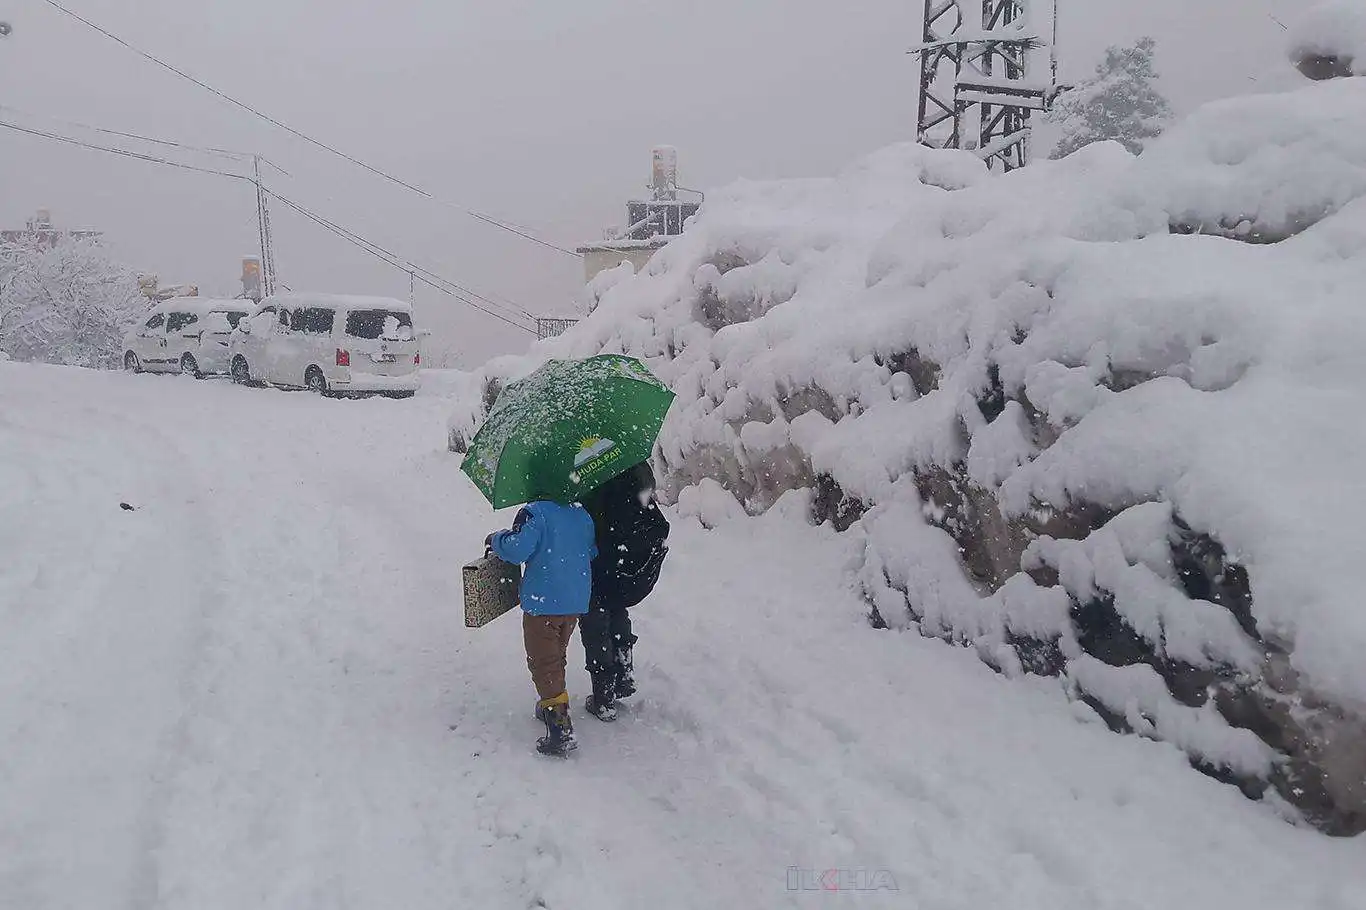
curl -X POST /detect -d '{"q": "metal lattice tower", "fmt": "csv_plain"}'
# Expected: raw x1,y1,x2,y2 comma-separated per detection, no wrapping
916,0,1054,171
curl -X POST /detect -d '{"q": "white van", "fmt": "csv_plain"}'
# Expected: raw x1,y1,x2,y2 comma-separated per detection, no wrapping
123,298,252,377
228,293,421,398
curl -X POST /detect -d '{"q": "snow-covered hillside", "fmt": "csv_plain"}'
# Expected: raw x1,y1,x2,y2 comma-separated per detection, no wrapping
451,77,1366,833
4,362,1365,907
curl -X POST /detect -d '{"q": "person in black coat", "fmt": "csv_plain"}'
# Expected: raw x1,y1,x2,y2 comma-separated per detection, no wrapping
579,461,669,722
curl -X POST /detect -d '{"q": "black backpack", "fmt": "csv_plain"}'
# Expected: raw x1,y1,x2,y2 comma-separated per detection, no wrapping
589,464,670,608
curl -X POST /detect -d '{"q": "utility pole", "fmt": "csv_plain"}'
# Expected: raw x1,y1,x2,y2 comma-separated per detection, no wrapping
253,155,278,297
1051,0,1060,89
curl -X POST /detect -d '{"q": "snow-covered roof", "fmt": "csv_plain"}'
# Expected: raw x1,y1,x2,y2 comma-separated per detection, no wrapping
154,297,251,316
577,239,670,253
264,292,412,313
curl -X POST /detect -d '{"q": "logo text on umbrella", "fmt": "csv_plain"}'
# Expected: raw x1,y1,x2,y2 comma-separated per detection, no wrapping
571,436,621,483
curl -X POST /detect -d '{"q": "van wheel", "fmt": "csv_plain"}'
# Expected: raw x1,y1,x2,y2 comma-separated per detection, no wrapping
124,351,142,373
231,356,252,386
180,354,202,379
305,367,329,396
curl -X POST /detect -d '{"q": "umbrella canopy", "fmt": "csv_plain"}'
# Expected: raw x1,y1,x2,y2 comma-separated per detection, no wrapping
461,354,675,509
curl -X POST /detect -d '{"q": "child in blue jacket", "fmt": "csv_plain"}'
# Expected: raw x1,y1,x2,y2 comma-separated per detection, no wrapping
489,499,597,756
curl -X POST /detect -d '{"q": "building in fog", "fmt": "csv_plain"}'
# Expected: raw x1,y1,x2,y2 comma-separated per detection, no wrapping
578,147,701,283
1,210,102,250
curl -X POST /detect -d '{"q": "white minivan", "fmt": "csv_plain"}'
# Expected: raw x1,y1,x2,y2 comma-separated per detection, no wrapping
228,293,421,398
123,298,252,377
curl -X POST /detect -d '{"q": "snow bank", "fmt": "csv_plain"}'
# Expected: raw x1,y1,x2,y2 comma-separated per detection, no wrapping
675,478,747,529
452,79,1366,833
1134,77,1366,240
1289,0,1366,79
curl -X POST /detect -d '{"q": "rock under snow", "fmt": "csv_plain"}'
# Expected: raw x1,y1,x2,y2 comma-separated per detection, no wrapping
453,78,1366,834
1289,0,1366,80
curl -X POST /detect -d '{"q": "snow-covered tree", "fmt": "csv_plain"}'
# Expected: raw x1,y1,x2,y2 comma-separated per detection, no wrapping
0,238,146,368
1048,36,1173,159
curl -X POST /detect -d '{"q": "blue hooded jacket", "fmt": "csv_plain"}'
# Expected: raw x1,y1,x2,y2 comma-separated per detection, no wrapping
490,501,597,616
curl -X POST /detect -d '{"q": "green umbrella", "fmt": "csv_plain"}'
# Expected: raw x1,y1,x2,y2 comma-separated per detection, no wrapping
461,354,675,509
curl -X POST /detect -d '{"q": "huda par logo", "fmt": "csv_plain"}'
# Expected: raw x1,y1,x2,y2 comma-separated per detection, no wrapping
574,436,618,468
570,436,621,484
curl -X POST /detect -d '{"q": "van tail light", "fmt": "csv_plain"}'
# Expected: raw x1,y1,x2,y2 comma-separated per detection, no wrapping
414,351,421,366
336,348,350,367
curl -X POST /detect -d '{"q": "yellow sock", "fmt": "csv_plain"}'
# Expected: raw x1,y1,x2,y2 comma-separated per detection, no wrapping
538,692,569,709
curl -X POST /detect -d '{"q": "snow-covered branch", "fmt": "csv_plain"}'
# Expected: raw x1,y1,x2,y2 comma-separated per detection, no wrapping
0,239,146,369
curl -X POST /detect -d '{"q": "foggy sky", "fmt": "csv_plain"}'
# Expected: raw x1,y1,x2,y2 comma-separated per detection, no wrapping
0,0,1314,366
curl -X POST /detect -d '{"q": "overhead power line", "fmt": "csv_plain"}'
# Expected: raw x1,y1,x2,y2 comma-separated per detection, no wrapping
0,118,253,182
0,102,291,175
2,102,240,161
262,176,536,321
41,0,580,257
3,100,531,320
264,188,537,334
0,117,537,333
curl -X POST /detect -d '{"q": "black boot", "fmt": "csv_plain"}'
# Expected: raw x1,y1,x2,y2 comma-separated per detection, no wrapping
585,672,618,722
614,642,637,699
536,699,577,756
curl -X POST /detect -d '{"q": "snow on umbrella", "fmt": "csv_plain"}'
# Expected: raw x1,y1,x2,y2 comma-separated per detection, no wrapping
460,354,675,509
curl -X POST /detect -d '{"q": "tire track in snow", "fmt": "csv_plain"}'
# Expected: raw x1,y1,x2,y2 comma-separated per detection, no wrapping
305,433,778,906
293,439,567,906
141,393,369,909
0,375,225,909
111,410,232,910
130,392,554,907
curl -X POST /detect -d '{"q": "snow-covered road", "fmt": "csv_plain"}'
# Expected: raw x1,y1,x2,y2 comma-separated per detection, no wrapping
2,362,1362,910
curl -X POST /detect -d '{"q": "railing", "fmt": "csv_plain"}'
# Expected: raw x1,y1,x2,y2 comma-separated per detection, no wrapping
536,317,578,340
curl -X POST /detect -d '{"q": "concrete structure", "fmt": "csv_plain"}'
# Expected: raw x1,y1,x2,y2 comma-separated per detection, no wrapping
577,239,667,283
578,147,702,283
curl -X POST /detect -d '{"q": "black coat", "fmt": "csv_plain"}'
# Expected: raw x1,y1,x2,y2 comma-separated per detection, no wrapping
581,462,669,607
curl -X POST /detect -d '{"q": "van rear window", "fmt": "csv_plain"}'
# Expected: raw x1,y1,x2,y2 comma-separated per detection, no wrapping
345,310,413,340
291,307,336,335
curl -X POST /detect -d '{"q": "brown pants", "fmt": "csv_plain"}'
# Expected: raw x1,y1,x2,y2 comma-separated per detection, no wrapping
523,614,579,701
